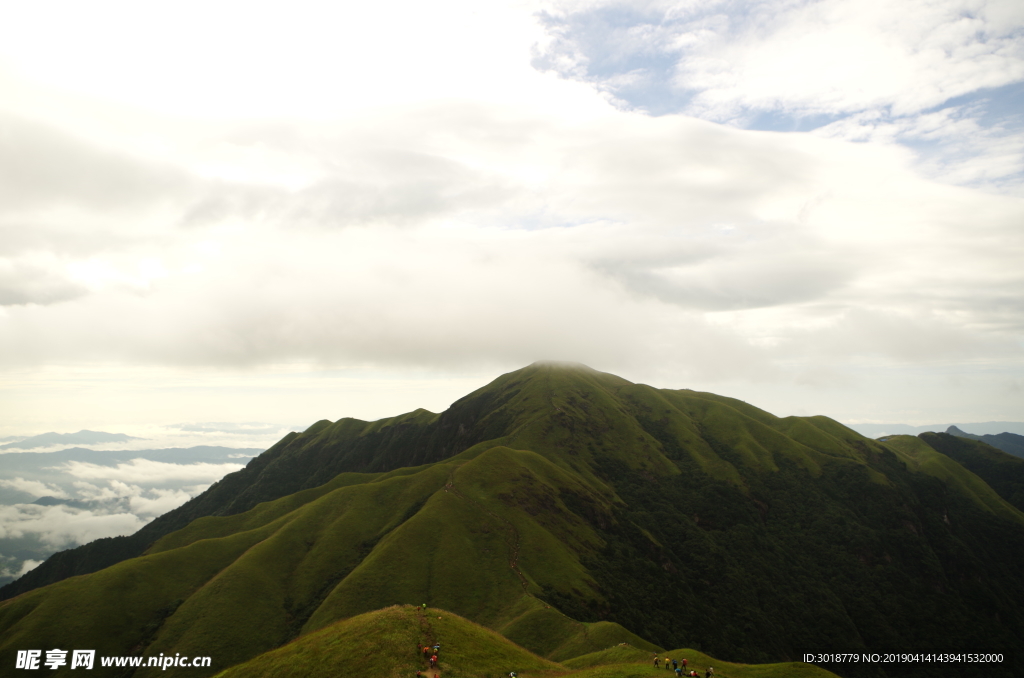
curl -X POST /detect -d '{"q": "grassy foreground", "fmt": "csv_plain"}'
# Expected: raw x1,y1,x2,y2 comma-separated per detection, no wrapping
212,605,840,678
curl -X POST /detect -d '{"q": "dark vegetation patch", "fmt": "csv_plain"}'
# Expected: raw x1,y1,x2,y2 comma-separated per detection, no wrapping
577,448,1024,678
920,432,1024,511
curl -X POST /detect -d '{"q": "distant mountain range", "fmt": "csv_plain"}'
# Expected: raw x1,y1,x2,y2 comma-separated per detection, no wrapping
2,363,1022,678
848,421,1024,438
945,425,1024,459
0,429,143,450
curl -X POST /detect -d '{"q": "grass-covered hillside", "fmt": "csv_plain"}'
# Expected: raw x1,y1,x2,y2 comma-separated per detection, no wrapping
2,363,1023,678
213,605,841,678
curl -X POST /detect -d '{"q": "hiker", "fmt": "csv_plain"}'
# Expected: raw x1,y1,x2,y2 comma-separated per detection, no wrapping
423,647,430,659
430,654,438,668
682,658,688,669
672,659,678,670
675,668,682,677
654,655,660,668
667,657,672,669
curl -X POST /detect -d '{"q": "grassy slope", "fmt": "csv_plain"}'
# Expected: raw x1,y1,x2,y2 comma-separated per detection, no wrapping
213,605,565,678
0,437,650,675
213,605,840,678
0,527,273,658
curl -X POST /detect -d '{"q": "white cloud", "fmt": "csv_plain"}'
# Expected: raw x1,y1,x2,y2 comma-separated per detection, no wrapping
18,559,41,575
0,107,1018,379
535,0,1024,193
0,503,146,549
0,0,553,120
59,459,243,484
537,0,1024,120
0,477,69,499
675,0,1024,120
128,488,193,518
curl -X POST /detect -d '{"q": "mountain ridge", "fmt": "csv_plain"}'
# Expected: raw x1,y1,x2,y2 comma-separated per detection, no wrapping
0,429,143,450
2,363,1023,677
946,425,1024,459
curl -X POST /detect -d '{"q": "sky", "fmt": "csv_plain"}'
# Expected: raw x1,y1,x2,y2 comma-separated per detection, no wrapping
2,0,1024,445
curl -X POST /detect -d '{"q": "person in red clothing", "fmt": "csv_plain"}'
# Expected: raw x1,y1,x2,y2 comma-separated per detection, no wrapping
430,654,437,668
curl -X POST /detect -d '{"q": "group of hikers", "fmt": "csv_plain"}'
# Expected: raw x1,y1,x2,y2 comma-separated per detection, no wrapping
417,642,441,670
654,654,713,677
411,639,717,677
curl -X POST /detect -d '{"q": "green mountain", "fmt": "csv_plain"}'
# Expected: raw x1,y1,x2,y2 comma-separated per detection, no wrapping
2,363,1022,678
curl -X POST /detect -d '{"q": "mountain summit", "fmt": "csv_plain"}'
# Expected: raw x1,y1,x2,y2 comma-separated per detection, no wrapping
2,363,1022,677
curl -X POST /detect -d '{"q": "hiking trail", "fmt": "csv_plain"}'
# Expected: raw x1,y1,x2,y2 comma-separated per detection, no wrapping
415,607,442,678
445,472,530,592
444,470,589,644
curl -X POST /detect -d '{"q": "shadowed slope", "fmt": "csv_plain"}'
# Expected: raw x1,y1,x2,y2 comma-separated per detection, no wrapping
918,432,1024,512
881,435,1024,525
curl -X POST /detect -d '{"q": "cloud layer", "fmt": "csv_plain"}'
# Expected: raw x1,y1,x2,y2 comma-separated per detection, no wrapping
0,0,1020,431
0,106,1020,383
535,0,1024,190
0,450,248,584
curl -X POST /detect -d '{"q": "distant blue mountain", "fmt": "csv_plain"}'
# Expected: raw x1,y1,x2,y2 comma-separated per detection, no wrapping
847,421,1024,438
0,430,143,450
947,426,1024,459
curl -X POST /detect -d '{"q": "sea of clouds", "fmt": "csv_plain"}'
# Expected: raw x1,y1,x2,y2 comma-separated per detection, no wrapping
0,423,303,586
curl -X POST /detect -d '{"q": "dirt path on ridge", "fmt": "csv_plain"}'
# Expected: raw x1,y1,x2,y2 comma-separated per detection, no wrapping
415,607,442,678
445,473,529,592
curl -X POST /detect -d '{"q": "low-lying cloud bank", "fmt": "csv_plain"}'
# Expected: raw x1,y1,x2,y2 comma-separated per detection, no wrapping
0,447,253,587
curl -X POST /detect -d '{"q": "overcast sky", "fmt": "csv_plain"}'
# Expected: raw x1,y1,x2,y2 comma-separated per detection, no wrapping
2,0,1023,440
